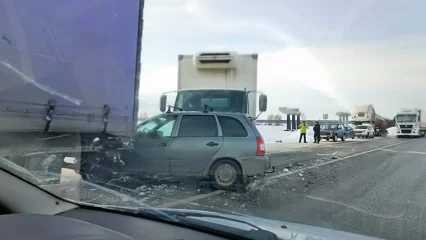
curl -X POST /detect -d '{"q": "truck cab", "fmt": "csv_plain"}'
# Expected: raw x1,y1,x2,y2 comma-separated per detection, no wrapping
159,52,267,124
395,108,426,138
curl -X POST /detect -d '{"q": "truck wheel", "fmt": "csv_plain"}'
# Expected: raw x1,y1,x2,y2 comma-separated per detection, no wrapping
210,159,242,190
341,134,346,141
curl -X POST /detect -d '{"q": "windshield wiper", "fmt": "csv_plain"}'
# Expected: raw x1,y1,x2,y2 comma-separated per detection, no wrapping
159,209,280,240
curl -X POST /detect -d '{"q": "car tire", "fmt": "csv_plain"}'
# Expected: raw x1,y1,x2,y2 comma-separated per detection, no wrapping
341,134,346,141
332,136,337,142
210,159,242,191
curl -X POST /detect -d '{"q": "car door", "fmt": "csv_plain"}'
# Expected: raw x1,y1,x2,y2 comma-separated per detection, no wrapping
169,114,223,175
335,124,343,137
368,126,374,135
345,126,354,138
123,114,177,174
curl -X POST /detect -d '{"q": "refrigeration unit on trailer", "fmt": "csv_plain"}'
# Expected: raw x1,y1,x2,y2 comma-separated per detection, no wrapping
352,104,388,136
394,108,426,137
159,52,267,123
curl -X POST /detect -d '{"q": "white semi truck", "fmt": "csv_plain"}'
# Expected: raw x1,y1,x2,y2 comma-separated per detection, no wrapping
394,108,426,137
352,104,388,136
159,52,267,122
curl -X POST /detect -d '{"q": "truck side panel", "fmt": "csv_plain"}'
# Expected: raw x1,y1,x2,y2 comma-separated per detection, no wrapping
0,0,144,137
420,110,426,129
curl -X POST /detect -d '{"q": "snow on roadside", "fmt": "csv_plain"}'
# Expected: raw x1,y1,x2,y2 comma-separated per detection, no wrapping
387,127,397,136
257,125,314,144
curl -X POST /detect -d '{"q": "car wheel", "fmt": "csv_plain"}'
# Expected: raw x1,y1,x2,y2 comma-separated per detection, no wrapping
367,132,370,138
341,134,346,141
210,160,242,190
332,136,337,142
326,138,330,141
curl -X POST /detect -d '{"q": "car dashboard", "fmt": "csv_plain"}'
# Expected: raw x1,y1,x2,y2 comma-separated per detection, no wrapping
0,208,228,240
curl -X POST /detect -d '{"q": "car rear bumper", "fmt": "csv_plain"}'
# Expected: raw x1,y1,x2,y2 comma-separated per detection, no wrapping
355,132,368,136
236,155,271,179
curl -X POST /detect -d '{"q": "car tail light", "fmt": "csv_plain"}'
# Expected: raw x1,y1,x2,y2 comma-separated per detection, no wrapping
256,137,265,156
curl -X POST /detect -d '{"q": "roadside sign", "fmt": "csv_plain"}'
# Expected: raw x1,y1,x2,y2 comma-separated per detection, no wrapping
323,114,328,120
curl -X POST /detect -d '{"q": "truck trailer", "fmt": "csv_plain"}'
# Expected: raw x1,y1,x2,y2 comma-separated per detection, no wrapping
159,52,267,123
394,108,426,137
352,104,388,136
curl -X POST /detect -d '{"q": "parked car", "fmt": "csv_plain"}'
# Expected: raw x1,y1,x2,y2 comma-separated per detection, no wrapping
320,123,348,142
354,124,375,138
344,125,356,139
90,111,272,190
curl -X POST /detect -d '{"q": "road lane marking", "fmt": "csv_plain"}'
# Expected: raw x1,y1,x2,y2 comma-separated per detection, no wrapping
251,138,419,185
156,190,225,208
379,149,426,155
158,138,418,208
305,195,405,219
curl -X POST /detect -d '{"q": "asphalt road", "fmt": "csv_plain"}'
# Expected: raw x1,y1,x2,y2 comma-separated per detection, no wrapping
43,136,426,240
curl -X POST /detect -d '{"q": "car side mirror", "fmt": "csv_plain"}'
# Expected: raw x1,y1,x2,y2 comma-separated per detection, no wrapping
259,94,267,112
160,95,167,112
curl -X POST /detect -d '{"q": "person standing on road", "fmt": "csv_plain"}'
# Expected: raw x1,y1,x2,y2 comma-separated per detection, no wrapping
299,121,308,143
313,121,321,143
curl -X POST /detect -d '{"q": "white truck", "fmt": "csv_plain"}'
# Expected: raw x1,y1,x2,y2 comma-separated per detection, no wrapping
394,108,426,137
159,52,267,122
352,104,388,136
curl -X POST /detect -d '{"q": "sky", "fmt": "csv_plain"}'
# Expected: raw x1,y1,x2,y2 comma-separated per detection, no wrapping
139,0,426,120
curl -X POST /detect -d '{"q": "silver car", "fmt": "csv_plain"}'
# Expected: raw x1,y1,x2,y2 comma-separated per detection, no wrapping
124,111,271,190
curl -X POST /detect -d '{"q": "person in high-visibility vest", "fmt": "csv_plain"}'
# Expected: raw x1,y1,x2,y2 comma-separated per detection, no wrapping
299,121,308,143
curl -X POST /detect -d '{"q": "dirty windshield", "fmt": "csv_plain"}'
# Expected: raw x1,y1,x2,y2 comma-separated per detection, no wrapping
396,115,417,123
175,89,247,113
1,0,426,239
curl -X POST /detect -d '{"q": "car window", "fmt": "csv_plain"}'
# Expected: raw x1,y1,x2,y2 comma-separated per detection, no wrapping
157,119,176,137
136,115,177,136
178,115,218,137
137,121,158,133
218,116,248,137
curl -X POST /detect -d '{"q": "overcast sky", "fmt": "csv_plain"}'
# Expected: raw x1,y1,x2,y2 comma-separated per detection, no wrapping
139,0,426,120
